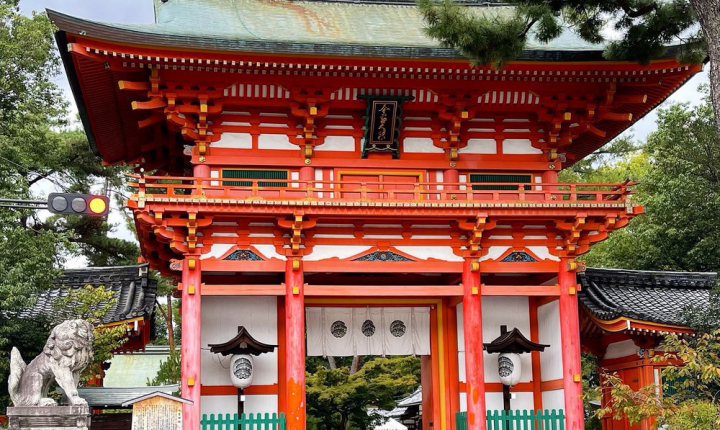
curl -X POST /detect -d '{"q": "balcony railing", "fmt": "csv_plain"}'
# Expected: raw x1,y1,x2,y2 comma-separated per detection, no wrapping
128,174,634,206
456,409,565,430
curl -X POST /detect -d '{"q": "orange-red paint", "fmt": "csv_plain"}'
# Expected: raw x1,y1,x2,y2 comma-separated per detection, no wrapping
529,297,543,411
201,384,279,395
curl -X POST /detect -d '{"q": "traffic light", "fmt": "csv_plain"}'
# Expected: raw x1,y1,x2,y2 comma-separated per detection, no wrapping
47,193,109,217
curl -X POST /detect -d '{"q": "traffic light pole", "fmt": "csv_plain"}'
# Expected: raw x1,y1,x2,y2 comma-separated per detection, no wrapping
0,199,48,210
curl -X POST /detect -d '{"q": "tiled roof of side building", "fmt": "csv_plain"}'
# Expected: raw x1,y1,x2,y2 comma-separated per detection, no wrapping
47,0,648,61
23,264,157,325
578,268,717,327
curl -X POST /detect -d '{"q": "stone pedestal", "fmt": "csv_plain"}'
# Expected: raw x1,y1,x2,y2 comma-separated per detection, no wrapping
7,406,91,430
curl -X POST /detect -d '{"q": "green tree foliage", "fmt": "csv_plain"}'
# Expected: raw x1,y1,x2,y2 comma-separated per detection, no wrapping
147,350,180,389
594,331,720,429
416,0,720,135
417,0,705,68
570,90,719,273
51,285,128,381
306,356,420,430
0,0,140,412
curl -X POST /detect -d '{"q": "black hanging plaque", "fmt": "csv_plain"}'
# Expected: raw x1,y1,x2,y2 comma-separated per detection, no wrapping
358,95,414,159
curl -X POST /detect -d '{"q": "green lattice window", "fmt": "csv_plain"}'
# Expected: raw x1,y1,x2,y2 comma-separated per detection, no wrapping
469,173,532,191
221,169,288,187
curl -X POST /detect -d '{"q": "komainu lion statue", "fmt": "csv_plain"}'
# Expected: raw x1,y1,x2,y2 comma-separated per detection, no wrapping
8,319,94,407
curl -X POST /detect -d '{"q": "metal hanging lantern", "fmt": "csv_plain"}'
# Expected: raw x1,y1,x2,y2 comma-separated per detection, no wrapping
208,326,277,415
484,325,549,413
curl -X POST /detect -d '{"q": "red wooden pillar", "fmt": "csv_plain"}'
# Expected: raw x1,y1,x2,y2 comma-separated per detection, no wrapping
421,356,434,430
181,257,202,430
462,258,486,430
285,258,306,430
559,258,583,430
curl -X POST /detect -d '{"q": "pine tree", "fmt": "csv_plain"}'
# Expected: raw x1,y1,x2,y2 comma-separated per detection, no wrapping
417,0,720,130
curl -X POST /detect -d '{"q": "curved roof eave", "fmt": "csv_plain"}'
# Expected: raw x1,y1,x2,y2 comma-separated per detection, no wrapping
49,9,687,63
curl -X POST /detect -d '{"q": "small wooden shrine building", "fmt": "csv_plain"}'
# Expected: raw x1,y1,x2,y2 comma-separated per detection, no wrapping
49,0,703,429
578,268,718,430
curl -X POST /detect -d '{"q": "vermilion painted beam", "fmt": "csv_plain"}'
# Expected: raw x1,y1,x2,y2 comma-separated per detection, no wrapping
202,284,464,297
481,260,559,273
558,258,583,430
202,284,285,296
181,257,202,430
285,259,305,430
201,384,279,395
304,285,463,297
481,285,561,296
304,260,462,273
462,259,486,430
540,379,565,391
200,260,285,272
529,297,543,411
459,381,534,393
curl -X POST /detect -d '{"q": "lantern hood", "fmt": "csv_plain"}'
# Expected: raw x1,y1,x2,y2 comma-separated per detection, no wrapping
484,325,548,354
208,326,277,356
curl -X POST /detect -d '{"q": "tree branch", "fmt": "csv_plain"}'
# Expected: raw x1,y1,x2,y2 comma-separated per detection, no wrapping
617,0,658,18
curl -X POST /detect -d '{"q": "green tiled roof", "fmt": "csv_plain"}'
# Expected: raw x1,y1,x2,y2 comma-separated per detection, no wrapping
149,0,601,50
49,0,623,60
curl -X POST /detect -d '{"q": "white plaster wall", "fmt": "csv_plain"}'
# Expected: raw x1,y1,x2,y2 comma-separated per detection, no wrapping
526,246,560,262
201,297,278,415
460,139,496,154
394,246,463,262
541,389,565,411
303,245,372,261
201,394,278,417
200,244,234,260
502,139,542,154
457,297,532,384
459,393,535,413
538,301,563,381
258,134,296,150
253,244,286,260
316,136,355,151
486,392,534,412
604,339,638,360
479,246,511,262
214,132,252,149
403,138,444,153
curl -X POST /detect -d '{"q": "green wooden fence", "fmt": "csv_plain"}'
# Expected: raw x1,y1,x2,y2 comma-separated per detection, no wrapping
455,409,565,430
201,413,286,430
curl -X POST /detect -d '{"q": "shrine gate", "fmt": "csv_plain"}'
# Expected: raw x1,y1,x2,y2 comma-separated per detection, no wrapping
50,1,702,429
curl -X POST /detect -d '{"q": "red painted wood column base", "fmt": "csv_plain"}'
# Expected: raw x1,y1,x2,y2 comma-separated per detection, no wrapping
181,257,202,430
462,258,487,430
285,258,306,430
559,258,584,430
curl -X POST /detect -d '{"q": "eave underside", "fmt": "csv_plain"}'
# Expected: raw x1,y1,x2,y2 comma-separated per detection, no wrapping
51,15,702,170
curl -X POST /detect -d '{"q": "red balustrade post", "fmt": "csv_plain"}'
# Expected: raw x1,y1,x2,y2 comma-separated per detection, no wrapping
300,166,315,198
462,258,487,430
285,258,306,430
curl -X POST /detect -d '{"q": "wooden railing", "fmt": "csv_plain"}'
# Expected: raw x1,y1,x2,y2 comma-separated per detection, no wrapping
201,412,285,430
128,174,634,205
456,409,565,430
